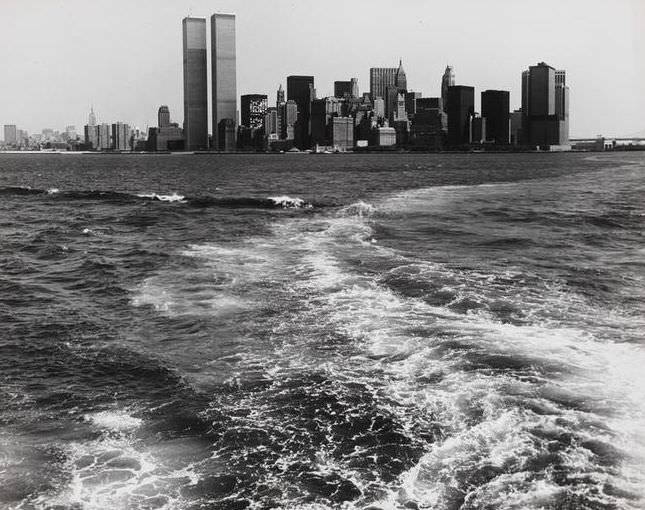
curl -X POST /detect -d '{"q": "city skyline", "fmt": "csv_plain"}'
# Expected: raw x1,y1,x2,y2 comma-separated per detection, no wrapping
1,0,644,138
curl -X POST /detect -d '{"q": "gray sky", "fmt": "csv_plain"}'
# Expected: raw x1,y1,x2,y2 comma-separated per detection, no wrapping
1,0,643,138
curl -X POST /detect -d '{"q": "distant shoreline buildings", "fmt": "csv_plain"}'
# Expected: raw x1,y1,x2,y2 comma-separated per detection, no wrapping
0,12,641,153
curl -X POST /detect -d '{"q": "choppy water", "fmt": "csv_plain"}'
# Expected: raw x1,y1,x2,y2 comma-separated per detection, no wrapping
1,152,644,510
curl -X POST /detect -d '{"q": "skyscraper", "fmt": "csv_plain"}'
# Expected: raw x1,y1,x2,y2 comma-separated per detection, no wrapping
158,105,171,128
369,67,397,101
88,107,96,127
111,122,130,151
521,62,569,148
241,94,268,129
155,106,184,151
554,70,569,145
395,60,407,91
182,17,208,151
211,13,237,151
277,84,285,106
334,81,353,99
481,90,510,144
441,66,455,113
447,85,474,146
287,75,315,149
351,78,359,98
98,124,111,150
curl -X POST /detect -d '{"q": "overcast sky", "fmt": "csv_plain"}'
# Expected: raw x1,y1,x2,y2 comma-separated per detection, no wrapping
1,0,643,138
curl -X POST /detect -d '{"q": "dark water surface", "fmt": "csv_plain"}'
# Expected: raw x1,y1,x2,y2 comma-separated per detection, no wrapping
1,152,644,509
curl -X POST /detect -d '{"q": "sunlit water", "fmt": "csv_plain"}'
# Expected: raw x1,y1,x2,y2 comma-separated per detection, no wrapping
1,152,644,509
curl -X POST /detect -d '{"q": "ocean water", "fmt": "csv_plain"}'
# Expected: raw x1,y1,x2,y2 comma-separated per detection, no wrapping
0,152,644,510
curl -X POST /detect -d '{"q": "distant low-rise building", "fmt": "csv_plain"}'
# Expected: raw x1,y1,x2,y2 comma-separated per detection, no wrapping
372,126,396,147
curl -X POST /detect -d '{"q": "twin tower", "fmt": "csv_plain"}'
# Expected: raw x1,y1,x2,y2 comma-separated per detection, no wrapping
182,14,237,151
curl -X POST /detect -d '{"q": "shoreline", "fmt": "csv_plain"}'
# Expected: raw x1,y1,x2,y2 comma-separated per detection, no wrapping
0,148,642,156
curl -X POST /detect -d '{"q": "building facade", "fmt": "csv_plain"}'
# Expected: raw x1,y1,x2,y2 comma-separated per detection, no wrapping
111,122,130,151
98,124,111,150
211,13,237,151
441,66,455,115
331,117,353,150
281,100,297,140
481,90,510,144
410,97,444,149
155,106,184,151
369,67,397,101
447,85,475,146
334,81,353,99
182,17,208,150
84,107,99,149
240,94,268,129
158,105,171,128
3,125,17,145
287,75,315,149
521,62,569,148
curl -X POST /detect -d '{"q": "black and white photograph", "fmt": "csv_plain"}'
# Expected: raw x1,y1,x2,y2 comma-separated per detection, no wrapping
1,1,644,508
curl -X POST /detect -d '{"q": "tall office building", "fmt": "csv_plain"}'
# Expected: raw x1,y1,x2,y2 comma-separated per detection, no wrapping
182,17,208,150
211,13,237,151
277,84,285,106
281,100,297,140
521,62,569,148
334,81,353,99
111,122,130,151
405,91,422,118
155,106,184,151
395,60,407,91
334,78,359,99
84,107,99,148
351,78,359,98
447,85,474,146
370,67,397,101
158,105,171,128
410,97,444,149
554,70,569,145
264,108,279,136
241,94,268,129
287,75,315,149
481,90,510,144
441,66,455,113
98,124,111,150
4,125,17,145
331,117,354,151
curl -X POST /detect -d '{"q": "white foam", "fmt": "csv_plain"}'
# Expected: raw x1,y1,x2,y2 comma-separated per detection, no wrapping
47,187,60,194
85,410,143,433
268,195,312,208
123,188,645,507
137,192,186,203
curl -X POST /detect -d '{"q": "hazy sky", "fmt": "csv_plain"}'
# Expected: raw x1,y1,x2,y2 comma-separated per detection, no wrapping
1,0,643,138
